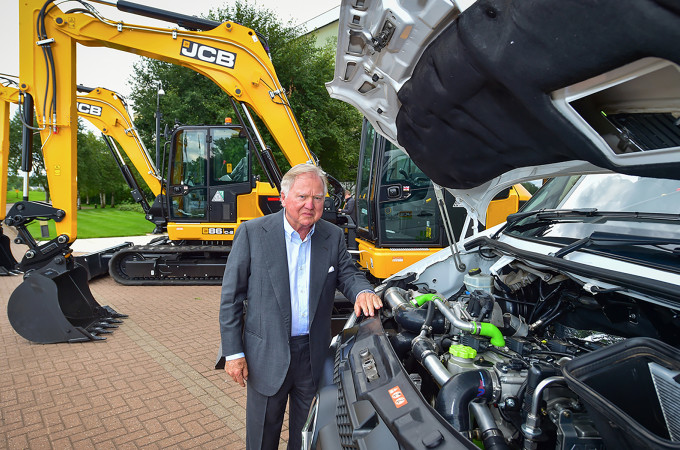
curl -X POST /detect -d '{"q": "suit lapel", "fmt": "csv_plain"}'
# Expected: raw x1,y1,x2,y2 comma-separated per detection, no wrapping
308,223,331,325
263,211,292,336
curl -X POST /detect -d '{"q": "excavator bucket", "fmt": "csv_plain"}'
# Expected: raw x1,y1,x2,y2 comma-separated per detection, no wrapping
7,257,126,344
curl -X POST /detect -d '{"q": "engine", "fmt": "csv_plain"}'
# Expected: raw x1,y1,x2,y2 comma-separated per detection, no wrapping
378,265,680,450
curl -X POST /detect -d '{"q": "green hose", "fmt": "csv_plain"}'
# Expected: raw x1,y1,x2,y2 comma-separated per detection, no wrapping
412,293,438,307
413,294,505,347
477,321,506,347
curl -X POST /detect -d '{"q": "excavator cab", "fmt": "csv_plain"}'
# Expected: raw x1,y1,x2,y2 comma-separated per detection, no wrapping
353,118,530,281
166,125,266,225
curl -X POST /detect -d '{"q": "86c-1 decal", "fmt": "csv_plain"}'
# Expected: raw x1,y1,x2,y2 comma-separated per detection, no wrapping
202,227,234,235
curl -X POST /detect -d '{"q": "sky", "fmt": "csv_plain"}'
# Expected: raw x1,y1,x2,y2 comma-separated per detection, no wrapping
2,0,341,108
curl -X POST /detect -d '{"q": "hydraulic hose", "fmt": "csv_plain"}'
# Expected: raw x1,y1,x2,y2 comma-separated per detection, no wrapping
522,376,566,445
435,369,497,431
414,293,506,347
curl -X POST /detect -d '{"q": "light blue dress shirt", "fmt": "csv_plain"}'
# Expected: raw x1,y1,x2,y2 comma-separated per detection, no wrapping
283,213,314,336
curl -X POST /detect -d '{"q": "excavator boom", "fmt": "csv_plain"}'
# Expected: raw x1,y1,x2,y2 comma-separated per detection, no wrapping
19,0,315,243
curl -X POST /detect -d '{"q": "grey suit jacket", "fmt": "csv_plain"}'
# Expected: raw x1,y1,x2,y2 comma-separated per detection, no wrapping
219,209,372,396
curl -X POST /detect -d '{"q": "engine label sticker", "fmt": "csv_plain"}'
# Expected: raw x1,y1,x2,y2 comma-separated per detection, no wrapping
202,227,234,235
388,386,408,409
180,39,236,69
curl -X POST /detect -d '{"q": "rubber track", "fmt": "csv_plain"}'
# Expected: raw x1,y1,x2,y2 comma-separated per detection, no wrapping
109,244,230,286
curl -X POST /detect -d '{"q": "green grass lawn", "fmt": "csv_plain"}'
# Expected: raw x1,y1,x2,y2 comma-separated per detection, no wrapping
5,190,46,203
25,206,155,240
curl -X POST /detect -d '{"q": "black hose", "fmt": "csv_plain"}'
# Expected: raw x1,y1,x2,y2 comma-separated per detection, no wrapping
394,305,446,334
435,370,495,431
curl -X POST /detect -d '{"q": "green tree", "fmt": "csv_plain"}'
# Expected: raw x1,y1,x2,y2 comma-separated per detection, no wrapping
127,0,362,182
77,127,132,208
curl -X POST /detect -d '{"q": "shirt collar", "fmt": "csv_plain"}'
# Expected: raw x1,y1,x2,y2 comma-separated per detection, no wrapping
283,209,315,242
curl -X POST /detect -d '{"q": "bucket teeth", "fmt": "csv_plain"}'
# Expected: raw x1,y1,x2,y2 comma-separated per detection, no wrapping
102,305,128,319
92,328,113,334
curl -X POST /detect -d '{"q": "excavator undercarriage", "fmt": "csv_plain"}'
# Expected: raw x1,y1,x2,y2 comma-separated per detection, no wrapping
109,239,230,285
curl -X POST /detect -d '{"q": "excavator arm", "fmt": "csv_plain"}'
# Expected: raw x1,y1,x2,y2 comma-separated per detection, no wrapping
75,85,163,198
19,0,316,242
1,82,164,226
0,85,20,222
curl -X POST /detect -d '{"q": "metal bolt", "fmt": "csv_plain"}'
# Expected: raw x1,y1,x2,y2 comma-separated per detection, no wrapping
26,250,36,259
505,398,516,408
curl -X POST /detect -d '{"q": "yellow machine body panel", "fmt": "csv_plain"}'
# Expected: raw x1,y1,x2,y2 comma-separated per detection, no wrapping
355,238,437,280
485,184,532,228
166,181,279,241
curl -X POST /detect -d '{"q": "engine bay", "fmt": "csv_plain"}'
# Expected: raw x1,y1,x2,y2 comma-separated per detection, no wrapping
312,256,680,450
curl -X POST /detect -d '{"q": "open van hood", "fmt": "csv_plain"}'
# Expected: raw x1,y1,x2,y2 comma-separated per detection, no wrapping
327,0,680,219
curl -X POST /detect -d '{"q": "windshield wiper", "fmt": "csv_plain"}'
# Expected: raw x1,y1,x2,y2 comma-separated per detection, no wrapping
554,231,680,258
498,208,680,237
494,208,599,237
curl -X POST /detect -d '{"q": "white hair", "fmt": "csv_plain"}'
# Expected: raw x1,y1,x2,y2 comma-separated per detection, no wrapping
280,164,328,197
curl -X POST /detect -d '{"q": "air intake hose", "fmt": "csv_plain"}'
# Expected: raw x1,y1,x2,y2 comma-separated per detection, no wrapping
384,287,447,334
435,369,496,431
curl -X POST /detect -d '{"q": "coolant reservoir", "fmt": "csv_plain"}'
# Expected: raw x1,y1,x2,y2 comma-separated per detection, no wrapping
446,345,477,375
464,268,494,294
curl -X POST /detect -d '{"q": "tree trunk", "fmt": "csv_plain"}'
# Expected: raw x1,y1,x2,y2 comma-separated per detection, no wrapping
99,192,106,209
77,190,81,210
110,192,115,208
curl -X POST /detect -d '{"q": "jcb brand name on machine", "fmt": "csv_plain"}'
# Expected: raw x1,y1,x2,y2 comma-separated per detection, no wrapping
180,40,236,69
76,102,102,116
203,227,235,235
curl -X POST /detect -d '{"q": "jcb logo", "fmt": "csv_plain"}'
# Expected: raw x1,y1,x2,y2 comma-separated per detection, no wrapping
180,40,236,69
77,103,102,116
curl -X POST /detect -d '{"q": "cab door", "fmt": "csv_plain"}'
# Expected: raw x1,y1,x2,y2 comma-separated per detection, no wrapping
167,126,252,224
206,127,252,223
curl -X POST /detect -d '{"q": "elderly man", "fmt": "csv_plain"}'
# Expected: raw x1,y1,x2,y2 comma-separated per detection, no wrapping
220,163,382,450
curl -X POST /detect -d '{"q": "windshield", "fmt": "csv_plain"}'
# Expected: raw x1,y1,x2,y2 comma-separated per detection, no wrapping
505,174,680,262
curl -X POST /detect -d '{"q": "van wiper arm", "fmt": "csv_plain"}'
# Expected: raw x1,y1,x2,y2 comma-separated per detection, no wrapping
495,208,599,237
554,231,680,258
506,208,599,226
499,208,680,237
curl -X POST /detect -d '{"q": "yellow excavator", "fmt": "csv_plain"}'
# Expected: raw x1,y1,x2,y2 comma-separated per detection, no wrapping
349,118,531,281
6,0,339,343
1,80,289,282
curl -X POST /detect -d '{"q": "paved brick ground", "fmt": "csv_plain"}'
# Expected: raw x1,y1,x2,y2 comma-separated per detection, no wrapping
0,238,291,448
